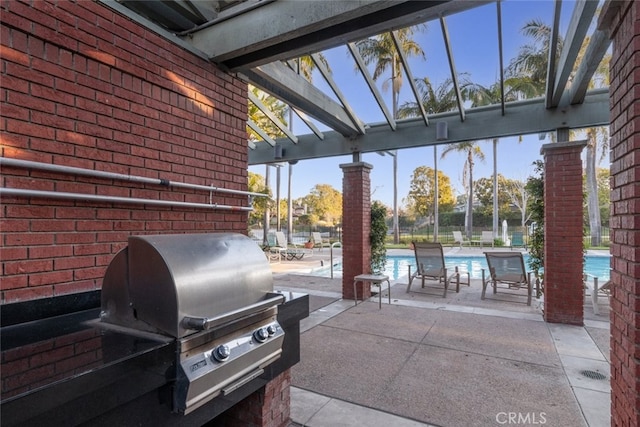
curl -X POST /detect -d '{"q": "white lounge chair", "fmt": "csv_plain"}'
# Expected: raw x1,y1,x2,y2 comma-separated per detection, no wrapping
312,232,324,251
473,231,495,248
452,231,470,248
584,275,611,315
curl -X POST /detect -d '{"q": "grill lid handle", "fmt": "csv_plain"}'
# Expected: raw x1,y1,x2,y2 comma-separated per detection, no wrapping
182,294,286,331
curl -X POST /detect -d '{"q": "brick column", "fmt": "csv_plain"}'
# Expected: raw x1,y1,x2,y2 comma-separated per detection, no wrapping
340,162,373,300
216,369,291,427
541,141,587,325
599,1,640,425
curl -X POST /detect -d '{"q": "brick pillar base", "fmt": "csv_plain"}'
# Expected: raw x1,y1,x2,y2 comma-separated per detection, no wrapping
340,162,373,301
214,369,291,427
541,140,587,325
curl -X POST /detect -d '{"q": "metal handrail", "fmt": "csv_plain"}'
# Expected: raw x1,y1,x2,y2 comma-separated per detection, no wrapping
330,242,342,279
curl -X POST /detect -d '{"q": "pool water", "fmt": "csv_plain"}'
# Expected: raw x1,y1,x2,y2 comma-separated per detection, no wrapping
314,254,611,281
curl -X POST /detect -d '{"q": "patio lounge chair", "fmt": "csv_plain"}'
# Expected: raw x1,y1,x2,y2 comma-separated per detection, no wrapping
584,275,611,315
476,231,495,248
312,232,324,251
482,252,532,305
452,231,470,248
510,231,527,250
407,242,470,297
274,231,308,260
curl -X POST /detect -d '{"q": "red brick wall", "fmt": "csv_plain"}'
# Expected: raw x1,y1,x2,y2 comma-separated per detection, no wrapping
600,1,640,425
0,0,249,303
541,141,587,325
340,162,372,300
215,369,291,427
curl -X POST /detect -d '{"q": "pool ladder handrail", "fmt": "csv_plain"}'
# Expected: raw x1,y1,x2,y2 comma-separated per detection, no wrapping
330,241,342,279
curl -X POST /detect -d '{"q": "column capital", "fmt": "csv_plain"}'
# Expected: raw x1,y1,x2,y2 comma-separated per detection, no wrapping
540,140,587,155
339,161,373,171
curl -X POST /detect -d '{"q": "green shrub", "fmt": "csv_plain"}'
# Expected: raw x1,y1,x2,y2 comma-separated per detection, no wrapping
370,201,388,274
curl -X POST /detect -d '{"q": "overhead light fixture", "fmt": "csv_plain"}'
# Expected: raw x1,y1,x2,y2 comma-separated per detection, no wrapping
436,122,448,141
274,143,283,159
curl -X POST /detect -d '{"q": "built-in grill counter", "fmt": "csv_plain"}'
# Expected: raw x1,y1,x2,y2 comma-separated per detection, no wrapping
0,233,309,426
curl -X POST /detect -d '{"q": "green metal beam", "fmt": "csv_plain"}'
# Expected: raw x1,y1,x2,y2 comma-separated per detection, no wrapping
248,89,609,165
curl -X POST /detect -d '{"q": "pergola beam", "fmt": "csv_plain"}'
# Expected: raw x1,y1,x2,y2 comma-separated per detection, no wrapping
248,91,299,144
249,89,610,164
310,53,366,134
569,29,611,104
186,0,492,70
440,16,465,122
348,42,396,131
391,30,428,127
549,0,599,107
242,61,361,137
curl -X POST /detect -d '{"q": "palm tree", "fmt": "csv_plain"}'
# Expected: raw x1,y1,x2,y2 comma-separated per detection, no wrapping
508,19,610,246
356,25,426,244
441,142,485,239
581,44,610,246
462,77,538,238
397,76,461,239
507,19,563,94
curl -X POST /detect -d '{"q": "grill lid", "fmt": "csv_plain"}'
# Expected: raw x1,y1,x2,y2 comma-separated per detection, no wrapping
101,233,274,338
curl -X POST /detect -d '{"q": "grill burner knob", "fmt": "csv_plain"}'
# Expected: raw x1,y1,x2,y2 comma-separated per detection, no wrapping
253,327,269,343
212,344,231,362
267,324,277,336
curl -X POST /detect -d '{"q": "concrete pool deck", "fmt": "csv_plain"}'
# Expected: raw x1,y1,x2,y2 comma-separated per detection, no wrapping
272,245,611,427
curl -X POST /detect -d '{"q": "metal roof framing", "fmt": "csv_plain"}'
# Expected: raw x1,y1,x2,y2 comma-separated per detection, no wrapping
99,0,611,166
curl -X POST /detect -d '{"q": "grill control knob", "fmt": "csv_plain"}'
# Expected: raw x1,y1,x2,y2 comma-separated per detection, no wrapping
212,344,231,362
266,324,277,336
253,327,269,343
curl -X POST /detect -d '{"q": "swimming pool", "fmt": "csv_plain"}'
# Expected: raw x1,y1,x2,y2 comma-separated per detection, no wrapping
313,254,611,281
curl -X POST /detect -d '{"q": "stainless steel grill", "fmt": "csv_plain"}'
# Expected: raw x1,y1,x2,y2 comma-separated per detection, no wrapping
100,233,286,414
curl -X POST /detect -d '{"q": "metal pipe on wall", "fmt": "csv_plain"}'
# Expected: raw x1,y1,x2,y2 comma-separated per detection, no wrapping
0,157,266,198
0,188,253,211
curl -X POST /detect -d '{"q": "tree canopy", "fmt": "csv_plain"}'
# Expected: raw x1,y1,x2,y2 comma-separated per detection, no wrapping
247,171,272,225
299,184,343,226
406,166,455,218
474,175,512,217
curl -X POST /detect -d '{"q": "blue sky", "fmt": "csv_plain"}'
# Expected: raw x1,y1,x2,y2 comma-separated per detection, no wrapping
249,0,600,208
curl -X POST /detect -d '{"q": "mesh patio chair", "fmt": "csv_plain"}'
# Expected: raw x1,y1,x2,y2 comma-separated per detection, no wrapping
510,231,527,250
482,252,532,305
273,231,309,260
407,242,470,297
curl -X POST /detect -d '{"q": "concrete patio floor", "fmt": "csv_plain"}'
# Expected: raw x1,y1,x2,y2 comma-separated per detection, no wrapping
272,246,611,427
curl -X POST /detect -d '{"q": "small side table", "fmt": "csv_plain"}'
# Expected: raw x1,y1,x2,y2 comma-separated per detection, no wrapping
353,274,391,309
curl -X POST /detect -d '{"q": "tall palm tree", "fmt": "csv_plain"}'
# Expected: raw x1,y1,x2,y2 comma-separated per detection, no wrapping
579,39,610,246
441,142,485,239
507,19,563,94
397,76,461,239
356,25,426,244
508,19,610,245
462,77,538,237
